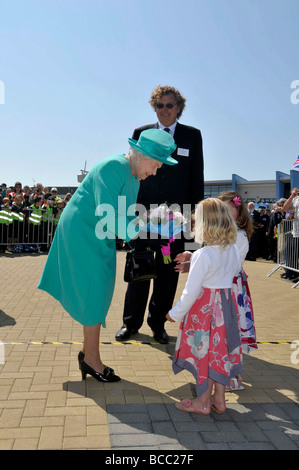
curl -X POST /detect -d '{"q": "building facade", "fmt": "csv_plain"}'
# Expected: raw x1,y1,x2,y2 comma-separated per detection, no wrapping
71,169,299,205
205,170,299,204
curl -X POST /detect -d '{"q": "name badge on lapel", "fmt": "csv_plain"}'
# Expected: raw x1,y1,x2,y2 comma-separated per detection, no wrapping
177,148,189,157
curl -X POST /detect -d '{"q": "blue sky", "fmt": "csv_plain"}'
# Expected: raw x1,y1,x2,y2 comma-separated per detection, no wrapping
0,0,298,188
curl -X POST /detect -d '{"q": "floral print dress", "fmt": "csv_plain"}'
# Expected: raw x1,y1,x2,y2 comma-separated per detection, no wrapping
172,287,243,398
232,230,258,354
169,244,243,398
233,269,258,354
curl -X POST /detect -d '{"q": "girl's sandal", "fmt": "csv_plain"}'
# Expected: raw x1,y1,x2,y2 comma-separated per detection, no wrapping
211,401,226,414
225,376,244,392
175,399,211,415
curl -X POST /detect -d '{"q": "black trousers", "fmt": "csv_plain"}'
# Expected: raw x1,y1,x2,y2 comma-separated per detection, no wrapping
247,229,258,260
122,237,185,332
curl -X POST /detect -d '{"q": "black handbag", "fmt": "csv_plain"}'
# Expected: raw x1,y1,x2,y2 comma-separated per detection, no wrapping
124,248,157,282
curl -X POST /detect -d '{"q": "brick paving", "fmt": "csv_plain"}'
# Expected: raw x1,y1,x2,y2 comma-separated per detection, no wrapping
0,251,299,450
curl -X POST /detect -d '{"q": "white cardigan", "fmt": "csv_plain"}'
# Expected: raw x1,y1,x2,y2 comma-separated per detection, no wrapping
236,230,249,265
168,244,241,322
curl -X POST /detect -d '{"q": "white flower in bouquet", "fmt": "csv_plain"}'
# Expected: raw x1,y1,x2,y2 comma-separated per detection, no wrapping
138,203,188,263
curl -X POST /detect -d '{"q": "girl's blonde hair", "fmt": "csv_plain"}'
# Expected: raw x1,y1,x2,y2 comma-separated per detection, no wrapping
218,191,253,240
194,198,237,247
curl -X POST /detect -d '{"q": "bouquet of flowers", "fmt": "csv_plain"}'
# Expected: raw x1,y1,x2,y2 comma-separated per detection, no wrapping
138,203,187,263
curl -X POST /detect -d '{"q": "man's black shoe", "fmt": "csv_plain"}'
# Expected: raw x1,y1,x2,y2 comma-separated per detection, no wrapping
115,325,138,341
153,329,169,344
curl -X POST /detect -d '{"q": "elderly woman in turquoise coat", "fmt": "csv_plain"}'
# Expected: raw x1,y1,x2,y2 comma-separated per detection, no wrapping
38,129,177,383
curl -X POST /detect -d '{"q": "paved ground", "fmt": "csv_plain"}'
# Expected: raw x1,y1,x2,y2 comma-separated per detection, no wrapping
0,250,299,450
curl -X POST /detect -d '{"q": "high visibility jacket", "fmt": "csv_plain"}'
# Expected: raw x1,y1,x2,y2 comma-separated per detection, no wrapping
29,205,43,225
0,207,13,224
11,204,25,222
40,207,49,223
42,204,60,224
44,205,55,222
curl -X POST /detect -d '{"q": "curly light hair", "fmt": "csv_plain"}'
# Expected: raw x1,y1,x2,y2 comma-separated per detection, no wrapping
149,85,186,120
218,191,253,240
194,198,237,247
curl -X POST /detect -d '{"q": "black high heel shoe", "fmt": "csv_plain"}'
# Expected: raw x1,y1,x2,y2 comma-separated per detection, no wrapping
80,360,121,382
78,351,114,374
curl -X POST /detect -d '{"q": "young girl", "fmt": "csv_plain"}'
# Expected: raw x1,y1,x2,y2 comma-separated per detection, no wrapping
217,191,257,391
175,192,258,391
218,192,257,352
166,198,242,414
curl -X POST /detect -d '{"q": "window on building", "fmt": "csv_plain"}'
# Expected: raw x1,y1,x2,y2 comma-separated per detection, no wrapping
204,184,232,199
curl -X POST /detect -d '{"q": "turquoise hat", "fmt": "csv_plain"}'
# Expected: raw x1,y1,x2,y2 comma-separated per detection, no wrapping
128,129,178,165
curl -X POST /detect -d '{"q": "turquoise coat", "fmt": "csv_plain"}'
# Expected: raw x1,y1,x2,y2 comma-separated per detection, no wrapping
38,154,139,326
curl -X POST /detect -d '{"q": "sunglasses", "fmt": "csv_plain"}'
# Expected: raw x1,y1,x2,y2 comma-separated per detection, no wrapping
156,103,176,109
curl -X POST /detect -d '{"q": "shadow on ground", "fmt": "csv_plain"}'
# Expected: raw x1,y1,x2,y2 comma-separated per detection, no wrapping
63,354,299,450
0,309,16,327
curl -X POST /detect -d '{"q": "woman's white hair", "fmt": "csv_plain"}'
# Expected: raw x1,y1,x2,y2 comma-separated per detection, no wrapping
128,146,151,161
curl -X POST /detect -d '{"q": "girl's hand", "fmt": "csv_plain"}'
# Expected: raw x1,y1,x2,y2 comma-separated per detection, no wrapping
174,251,192,273
166,313,175,323
174,251,192,263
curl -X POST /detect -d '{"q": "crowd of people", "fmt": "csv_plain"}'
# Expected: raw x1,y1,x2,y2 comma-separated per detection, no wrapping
0,181,294,263
0,181,73,252
246,199,294,263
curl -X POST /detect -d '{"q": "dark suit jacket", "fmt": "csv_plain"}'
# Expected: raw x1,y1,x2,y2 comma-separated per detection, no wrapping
267,211,283,237
250,210,261,230
132,122,204,211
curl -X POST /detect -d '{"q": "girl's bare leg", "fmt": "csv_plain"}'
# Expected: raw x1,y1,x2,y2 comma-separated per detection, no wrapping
190,378,213,409
212,381,226,412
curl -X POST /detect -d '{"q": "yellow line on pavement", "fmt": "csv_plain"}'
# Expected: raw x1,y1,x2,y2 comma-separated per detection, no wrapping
2,340,297,346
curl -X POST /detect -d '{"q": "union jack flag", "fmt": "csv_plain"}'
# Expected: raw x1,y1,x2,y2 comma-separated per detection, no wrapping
292,156,299,169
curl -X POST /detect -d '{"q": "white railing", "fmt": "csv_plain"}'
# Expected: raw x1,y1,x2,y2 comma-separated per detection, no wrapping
268,218,299,288
0,208,58,253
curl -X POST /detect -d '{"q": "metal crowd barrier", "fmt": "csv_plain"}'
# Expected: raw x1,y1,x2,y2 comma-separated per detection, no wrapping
0,208,59,253
268,218,299,288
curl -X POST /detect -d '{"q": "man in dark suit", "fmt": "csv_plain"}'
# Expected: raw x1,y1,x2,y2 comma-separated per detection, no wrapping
246,202,261,261
115,85,204,343
257,206,270,259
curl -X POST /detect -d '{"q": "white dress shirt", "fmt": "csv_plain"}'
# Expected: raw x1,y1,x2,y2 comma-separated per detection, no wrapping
158,121,177,137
